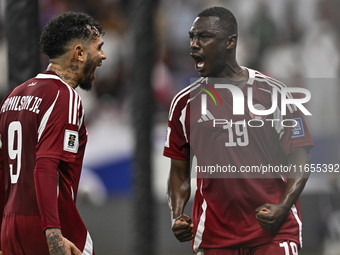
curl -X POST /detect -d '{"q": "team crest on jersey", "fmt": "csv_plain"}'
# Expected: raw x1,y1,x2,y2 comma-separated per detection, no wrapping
64,129,79,153
249,104,267,120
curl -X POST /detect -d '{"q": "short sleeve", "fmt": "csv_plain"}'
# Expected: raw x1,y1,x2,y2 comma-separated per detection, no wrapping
279,106,314,155
163,98,190,160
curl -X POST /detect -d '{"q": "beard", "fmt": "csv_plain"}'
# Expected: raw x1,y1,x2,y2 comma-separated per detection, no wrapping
79,56,95,91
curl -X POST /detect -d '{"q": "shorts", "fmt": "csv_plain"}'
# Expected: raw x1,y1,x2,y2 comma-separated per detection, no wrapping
197,240,299,255
1,213,49,255
1,208,94,255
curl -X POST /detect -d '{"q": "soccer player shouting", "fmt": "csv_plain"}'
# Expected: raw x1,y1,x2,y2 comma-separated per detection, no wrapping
0,12,106,255
164,7,313,255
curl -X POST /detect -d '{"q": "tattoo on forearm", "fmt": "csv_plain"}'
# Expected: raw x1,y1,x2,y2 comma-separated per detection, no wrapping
46,230,67,255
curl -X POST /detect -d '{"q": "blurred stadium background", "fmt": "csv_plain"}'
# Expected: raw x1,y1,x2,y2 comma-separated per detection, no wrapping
1,0,340,254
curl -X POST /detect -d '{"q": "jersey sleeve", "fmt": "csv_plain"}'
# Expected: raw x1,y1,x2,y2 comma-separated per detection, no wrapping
34,157,61,231
278,97,314,155
163,97,190,160
33,82,85,232
36,86,84,163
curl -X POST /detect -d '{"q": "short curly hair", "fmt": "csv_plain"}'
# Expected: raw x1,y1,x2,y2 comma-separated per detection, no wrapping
39,12,103,59
197,7,238,36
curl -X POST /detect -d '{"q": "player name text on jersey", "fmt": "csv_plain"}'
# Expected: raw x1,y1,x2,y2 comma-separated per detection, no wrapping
1,95,42,114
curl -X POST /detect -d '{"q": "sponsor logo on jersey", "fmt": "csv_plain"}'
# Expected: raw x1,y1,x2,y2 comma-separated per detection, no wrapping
27,82,37,87
291,117,305,138
64,129,79,153
249,104,267,120
198,110,215,123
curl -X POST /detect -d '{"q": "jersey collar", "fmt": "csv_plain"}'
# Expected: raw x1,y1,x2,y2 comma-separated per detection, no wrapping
35,71,75,90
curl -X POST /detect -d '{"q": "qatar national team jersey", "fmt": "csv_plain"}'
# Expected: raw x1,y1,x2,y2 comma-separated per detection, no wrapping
164,68,313,251
0,71,93,254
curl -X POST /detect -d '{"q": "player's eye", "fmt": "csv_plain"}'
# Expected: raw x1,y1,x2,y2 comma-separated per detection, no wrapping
98,43,104,51
200,34,211,40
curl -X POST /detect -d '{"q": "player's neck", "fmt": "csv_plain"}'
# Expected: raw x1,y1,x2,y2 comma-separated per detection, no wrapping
211,62,249,88
224,59,245,77
46,63,79,89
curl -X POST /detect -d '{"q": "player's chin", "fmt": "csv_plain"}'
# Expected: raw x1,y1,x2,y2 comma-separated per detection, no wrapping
90,70,96,80
79,80,93,91
198,70,208,77
197,68,211,78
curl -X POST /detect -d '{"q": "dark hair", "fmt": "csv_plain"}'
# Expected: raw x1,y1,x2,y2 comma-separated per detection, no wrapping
197,6,238,36
39,12,103,59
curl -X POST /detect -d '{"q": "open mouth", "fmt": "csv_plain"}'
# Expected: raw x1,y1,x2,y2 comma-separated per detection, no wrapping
190,53,205,72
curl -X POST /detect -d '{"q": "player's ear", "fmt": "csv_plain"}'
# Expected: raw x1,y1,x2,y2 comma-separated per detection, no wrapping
226,34,237,50
73,44,85,62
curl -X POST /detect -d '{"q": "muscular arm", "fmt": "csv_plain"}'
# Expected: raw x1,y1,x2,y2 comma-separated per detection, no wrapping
279,147,311,209
167,158,193,242
256,147,311,230
167,159,191,219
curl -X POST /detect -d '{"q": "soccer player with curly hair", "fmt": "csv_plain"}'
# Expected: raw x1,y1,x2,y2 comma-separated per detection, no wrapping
0,12,106,255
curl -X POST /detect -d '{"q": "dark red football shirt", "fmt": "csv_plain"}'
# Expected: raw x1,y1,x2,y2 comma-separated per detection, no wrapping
164,68,313,251
0,71,93,253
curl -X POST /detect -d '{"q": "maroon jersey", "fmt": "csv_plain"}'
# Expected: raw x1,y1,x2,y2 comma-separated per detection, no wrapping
164,68,313,251
0,71,93,254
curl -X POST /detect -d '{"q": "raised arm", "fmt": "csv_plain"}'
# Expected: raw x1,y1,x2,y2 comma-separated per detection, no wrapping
167,158,193,242
256,147,311,230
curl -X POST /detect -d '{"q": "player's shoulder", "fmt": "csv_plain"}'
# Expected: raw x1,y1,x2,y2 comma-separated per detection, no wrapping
9,72,64,98
4,73,60,100
33,73,83,124
33,72,81,100
168,77,204,114
248,68,288,91
33,72,69,91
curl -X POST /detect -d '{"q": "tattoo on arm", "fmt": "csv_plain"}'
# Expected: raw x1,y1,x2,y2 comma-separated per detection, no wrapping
46,229,67,255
